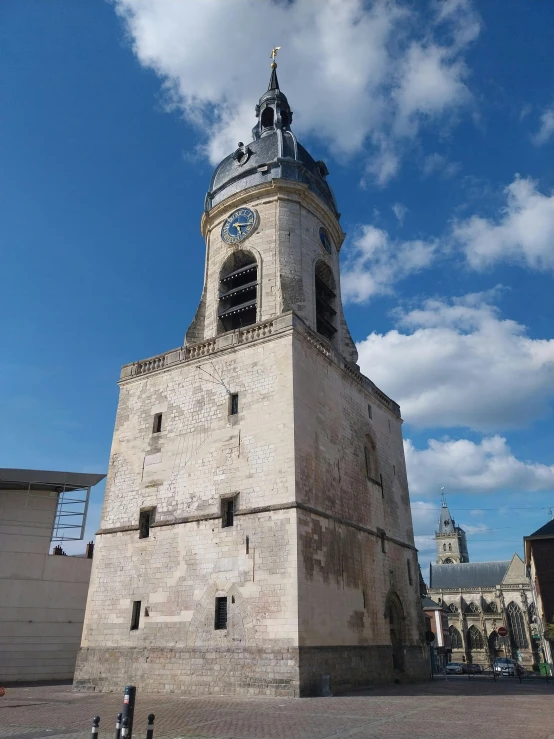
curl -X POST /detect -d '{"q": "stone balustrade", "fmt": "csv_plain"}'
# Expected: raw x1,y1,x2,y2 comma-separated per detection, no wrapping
120,313,400,416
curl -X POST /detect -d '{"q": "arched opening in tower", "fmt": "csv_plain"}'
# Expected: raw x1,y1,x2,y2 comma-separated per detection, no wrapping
261,106,274,129
218,250,258,332
314,261,337,343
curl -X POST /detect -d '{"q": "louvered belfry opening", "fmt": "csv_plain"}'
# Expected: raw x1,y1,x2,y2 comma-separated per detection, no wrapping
218,251,258,333
315,261,337,343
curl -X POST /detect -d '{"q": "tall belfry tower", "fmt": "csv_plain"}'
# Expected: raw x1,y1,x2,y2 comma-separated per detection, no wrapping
75,54,427,696
435,497,469,564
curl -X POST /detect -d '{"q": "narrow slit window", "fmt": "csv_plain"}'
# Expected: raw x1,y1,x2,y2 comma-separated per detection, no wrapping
246,535,249,555
393,465,396,476
222,497,236,528
380,532,386,554
407,559,413,586
367,404,372,419
364,447,371,478
130,600,141,631
214,596,228,630
153,413,163,434
230,393,239,416
139,508,155,539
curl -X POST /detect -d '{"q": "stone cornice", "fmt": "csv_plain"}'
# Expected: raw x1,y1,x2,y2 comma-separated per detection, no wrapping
118,312,401,418
96,499,416,552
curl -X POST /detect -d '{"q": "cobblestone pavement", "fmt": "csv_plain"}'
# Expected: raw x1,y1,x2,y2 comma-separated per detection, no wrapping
0,678,553,739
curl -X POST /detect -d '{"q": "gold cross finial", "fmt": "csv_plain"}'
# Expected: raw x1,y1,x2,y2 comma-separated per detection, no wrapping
270,46,281,68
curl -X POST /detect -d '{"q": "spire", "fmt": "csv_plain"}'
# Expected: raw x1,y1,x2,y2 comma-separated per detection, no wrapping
268,46,280,90
438,490,454,534
268,64,279,91
252,46,293,140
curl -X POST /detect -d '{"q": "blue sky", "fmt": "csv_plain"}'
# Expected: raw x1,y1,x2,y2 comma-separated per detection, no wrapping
1,0,553,572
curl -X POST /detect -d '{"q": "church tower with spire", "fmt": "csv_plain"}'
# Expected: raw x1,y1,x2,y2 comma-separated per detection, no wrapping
435,497,469,564
75,54,427,696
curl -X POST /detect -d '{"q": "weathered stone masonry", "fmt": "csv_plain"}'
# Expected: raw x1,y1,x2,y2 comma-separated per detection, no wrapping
75,63,428,695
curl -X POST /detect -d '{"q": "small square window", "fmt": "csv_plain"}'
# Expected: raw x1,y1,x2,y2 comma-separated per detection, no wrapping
139,508,155,539
153,413,163,434
367,404,372,419
222,496,236,528
130,600,141,631
214,596,228,630
229,393,239,415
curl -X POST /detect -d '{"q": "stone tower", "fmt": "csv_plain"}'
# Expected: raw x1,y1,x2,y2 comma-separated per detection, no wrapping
435,498,469,564
75,59,428,696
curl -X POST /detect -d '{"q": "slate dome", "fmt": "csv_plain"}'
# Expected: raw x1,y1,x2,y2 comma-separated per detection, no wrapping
204,65,339,218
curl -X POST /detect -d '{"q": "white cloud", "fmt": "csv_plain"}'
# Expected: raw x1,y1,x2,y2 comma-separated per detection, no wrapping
453,176,554,271
113,0,479,178
405,435,554,496
341,225,437,302
392,202,408,224
422,152,460,178
532,106,554,146
356,290,554,430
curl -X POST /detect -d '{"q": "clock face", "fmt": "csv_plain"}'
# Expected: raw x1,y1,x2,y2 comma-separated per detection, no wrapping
319,227,333,255
221,208,257,245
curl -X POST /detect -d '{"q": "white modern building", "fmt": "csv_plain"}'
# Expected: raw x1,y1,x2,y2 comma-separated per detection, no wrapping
0,468,104,682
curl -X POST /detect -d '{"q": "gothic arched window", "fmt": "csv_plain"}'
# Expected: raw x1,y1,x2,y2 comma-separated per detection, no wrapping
467,602,480,614
443,558,454,563
507,602,529,648
448,603,459,613
449,543,452,551
218,251,258,332
468,625,484,650
488,630,500,652
488,601,498,613
443,544,447,551
449,626,462,649
314,261,337,343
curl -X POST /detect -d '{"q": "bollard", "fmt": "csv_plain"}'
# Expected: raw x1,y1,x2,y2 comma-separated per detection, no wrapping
121,685,136,739
115,711,123,739
146,713,155,739
91,716,100,739
121,717,130,738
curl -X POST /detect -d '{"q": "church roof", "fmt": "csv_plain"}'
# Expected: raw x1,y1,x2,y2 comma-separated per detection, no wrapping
429,560,511,589
526,519,554,539
422,596,443,610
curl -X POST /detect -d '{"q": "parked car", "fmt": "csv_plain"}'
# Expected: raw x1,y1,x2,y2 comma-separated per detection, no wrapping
466,663,483,673
445,662,467,674
493,658,519,676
